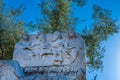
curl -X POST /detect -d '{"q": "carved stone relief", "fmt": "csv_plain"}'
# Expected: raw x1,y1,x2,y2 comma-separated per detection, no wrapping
13,31,85,69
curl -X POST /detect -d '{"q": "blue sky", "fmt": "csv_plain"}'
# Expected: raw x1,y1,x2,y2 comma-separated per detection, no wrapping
3,0,120,80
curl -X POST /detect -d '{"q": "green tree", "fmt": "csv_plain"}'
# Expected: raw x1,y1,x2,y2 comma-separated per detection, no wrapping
82,5,119,70
38,0,87,33
0,0,24,59
38,0,73,33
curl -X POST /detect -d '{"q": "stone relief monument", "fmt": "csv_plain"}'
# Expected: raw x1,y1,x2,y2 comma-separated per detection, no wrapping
0,30,86,80
13,31,85,68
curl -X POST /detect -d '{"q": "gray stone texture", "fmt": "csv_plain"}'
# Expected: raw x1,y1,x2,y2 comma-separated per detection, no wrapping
0,60,24,80
13,31,85,69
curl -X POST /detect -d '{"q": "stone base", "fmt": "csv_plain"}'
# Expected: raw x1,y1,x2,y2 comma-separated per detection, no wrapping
22,65,85,80
0,60,86,80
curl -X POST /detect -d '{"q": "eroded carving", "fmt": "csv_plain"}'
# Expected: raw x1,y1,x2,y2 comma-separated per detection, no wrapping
13,31,85,68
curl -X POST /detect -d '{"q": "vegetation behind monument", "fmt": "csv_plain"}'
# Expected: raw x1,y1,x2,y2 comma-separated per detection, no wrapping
0,0,24,59
0,0,119,72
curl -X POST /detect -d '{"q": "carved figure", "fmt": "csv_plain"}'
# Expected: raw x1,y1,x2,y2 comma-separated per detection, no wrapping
62,30,85,66
13,31,85,68
50,31,64,65
21,31,29,41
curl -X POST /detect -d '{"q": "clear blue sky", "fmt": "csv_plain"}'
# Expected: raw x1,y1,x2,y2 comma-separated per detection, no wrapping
3,0,120,80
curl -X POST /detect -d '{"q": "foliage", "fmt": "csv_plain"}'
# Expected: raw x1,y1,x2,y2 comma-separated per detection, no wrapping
0,0,24,59
72,0,87,6
81,5,119,70
38,0,80,33
37,0,87,33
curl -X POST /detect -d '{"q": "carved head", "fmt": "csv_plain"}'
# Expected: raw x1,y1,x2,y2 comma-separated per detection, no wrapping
36,32,46,43
21,31,29,41
68,30,76,39
52,31,62,42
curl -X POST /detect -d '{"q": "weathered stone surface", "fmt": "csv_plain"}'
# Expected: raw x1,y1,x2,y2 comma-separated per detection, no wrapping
21,75,68,80
0,60,24,80
21,65,85,80
11,31,86,80
13,31,85,68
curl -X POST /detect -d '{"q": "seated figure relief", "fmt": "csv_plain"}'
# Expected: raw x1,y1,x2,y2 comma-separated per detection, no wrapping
13,31,85,68
62,30,85,67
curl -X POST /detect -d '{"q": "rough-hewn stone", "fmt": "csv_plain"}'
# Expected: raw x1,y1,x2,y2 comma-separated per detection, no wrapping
0,60,24,80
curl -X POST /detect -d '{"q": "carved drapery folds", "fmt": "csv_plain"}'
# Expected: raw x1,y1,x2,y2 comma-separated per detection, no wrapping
13,31,85,69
